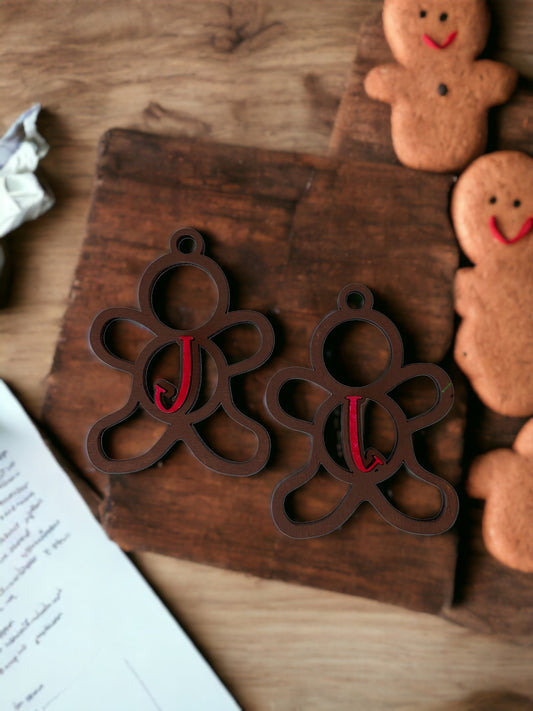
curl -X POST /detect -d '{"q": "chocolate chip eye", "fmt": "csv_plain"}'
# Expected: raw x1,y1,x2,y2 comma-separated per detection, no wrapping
514,199,522,208
440,12,448,22
420,9,427,18
438,84,448,96
489,196,497,204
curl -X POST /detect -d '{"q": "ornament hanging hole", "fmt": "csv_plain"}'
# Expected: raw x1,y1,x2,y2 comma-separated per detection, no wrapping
346,291,365,309
176,235,198,254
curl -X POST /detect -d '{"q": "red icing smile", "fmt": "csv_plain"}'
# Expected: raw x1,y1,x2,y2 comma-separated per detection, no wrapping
489,215,533,245
423,31,458,49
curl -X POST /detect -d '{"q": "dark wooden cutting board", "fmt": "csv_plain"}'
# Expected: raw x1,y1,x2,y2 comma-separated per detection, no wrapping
43,128,464,616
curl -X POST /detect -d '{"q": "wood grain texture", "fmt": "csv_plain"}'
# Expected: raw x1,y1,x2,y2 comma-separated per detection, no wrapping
43,128,463,615
1,1,533,708
0,0,378,419
134,552,533,711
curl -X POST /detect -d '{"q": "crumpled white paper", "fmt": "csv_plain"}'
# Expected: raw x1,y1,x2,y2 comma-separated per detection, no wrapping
0,103,54,238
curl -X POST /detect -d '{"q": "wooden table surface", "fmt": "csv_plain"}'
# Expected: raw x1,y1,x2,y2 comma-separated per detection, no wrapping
1,1,533,709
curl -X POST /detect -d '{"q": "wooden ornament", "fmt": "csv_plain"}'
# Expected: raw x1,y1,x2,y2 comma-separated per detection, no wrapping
43,129,465,617
266,284,459,538
86,227,275,476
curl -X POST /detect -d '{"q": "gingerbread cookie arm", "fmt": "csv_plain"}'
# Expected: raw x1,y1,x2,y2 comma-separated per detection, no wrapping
453,267,478,319
364,63,407,105
513,417,533,457
467,448,516,501
475,60,518,108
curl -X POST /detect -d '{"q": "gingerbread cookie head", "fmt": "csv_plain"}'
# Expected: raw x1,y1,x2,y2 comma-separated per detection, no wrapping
451,151,533,265
383,0,490,68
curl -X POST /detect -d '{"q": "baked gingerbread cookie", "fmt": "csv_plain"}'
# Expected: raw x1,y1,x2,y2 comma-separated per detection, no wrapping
364,0,517,172
467,418,533,573
452,151,533,416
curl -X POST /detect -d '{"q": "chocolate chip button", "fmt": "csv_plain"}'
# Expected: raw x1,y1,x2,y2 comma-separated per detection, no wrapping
438,83,448,96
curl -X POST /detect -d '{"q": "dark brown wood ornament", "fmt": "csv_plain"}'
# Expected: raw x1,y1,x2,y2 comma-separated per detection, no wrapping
86,227,275,476
266,284,459,539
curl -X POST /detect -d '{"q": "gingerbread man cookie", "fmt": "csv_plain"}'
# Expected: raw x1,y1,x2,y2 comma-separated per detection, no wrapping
452,151,533,416
364,0,517,172
468,418,533,573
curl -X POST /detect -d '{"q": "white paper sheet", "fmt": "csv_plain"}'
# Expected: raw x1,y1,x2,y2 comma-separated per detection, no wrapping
0,380,240,711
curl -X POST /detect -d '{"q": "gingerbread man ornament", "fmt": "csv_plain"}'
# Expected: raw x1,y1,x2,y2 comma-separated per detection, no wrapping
364,0,517,172
266,284,459,539
87,228,274,476
452,151,533,417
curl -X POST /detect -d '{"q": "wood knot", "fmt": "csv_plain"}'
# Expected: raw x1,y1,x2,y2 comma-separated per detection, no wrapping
210,0,283,54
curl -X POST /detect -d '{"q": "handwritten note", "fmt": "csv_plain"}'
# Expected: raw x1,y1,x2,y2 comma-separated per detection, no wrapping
0,381,240,711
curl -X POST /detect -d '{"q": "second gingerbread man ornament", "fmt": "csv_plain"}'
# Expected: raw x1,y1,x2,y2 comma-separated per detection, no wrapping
266,284,459,539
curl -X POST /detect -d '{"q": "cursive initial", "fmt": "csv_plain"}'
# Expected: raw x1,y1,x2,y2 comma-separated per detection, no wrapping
345,395,384,473
154,336,195,413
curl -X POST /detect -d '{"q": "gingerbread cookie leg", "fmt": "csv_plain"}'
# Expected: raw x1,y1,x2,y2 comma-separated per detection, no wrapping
467,418,533,573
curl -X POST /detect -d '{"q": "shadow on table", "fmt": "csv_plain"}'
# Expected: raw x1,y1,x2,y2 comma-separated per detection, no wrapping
437,691,533,711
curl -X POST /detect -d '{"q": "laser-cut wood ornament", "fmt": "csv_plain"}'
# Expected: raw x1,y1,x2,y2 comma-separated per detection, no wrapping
266,284,459,539
87,227,275,476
